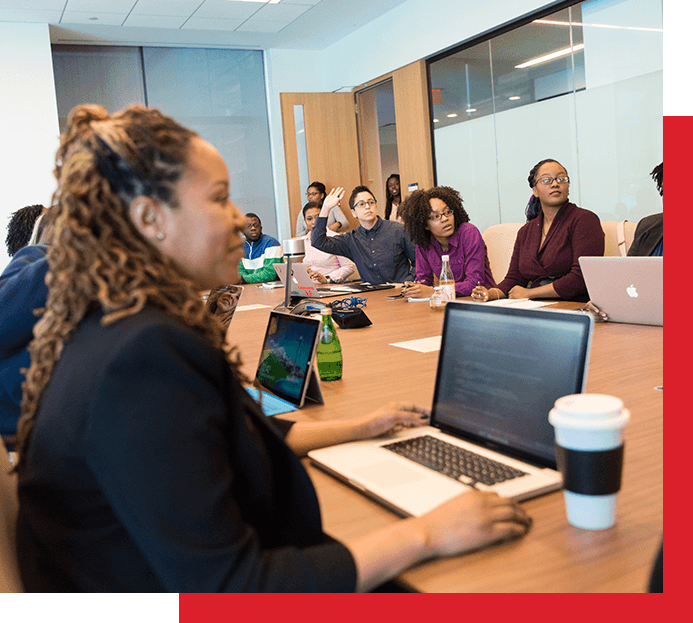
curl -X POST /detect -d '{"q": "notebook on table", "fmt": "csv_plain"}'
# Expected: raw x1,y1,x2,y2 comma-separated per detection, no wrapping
579,256,663,326
309,301,594,517
274,262,347,299
248,310,324,416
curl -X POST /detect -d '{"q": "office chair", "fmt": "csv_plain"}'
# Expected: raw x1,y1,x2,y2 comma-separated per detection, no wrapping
482,223,523,284
601,220,636,257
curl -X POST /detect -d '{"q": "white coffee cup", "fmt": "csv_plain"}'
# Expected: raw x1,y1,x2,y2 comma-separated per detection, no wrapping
549,394,630,530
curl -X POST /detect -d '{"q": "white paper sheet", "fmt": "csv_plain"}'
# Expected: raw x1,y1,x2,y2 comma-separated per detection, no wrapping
390,335,442,353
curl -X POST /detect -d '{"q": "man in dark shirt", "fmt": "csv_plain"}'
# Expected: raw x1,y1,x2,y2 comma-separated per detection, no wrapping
311,185,416,284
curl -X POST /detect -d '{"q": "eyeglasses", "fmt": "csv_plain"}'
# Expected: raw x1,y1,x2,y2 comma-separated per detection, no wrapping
353,199,377,209
536,176,570,186
306,191,321,198
428,209,454,222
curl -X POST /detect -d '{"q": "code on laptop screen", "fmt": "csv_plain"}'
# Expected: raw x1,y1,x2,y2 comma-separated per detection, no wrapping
432,304,591,468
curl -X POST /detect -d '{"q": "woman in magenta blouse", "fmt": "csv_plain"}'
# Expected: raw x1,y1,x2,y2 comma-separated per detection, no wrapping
472,159,604,303
398,186,495,298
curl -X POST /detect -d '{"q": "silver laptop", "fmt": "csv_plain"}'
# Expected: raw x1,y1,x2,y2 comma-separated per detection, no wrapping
250,310,324,414
274,262,346,299
309,302,594,517
579,256,663,326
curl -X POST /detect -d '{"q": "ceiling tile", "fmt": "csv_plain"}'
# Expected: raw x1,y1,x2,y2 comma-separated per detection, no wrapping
0,8,63,22
123,14,188,29
181,17,245,32
130,0,204,18
0,1,64,9
254,3,312,20
66,0,137,13
193,1,262,20
236,20,287,34
61,11,129,26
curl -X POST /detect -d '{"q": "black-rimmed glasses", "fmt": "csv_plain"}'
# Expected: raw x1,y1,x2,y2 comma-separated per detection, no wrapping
428,209,454,222
353,199,377,209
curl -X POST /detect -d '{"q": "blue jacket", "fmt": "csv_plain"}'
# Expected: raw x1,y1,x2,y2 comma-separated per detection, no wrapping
0,244,49,437
240,233,283,283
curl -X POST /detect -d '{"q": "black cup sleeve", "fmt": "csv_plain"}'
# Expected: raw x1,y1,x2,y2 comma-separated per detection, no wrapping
555,444,624,495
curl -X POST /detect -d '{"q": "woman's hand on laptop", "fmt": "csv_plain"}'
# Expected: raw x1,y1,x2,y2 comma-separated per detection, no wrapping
417,490,532,557
354,402,431,439
282,403,429,456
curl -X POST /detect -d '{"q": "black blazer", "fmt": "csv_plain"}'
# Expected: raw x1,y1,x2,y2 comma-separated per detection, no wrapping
628,213,663,257
17,306,356,592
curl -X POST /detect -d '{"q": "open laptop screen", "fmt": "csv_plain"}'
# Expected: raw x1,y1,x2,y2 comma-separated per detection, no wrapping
256,311,321,407
432,303,593,469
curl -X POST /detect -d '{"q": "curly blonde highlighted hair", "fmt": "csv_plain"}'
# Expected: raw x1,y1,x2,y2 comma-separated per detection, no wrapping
15,104,244,468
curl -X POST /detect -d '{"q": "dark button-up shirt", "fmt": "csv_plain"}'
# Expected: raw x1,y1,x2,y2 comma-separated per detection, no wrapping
311,216,416,283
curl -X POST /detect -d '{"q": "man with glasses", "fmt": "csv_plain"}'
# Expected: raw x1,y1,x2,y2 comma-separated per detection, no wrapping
311,185,416,284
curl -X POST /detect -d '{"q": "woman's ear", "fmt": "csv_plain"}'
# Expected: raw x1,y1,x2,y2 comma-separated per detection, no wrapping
532,186,539,198
129,196,167,242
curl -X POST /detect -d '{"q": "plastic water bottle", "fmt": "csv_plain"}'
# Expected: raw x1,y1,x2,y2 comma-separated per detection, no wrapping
439,254,455,302
430,286,445,311
316,308,343,381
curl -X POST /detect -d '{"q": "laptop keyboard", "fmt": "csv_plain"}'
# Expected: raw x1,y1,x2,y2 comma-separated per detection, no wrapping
382,435,527,487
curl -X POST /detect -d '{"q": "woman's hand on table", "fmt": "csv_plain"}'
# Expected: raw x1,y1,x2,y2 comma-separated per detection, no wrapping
306,268,328,284
401,282,434,299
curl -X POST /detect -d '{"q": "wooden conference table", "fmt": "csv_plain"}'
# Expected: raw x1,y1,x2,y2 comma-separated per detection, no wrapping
230,285,663,593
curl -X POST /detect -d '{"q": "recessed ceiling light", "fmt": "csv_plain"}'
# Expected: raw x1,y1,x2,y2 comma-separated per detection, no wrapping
447,113,458,118
515,44,585,69
465,108,477,113
509,96,521,101
433,119,439,123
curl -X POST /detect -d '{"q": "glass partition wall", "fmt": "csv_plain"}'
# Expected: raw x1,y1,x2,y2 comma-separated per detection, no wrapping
52,45,277,239
429,0,662,234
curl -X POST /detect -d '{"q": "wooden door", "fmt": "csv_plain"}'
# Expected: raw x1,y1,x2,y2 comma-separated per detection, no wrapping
280,92,361,235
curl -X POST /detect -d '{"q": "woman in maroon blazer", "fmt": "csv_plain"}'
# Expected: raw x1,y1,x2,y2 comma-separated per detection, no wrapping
473,159,604,303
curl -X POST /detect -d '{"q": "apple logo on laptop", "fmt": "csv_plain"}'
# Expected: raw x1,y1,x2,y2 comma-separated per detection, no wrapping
626,284,638,298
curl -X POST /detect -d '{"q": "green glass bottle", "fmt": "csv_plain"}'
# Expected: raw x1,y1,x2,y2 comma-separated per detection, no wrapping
316,308,343,381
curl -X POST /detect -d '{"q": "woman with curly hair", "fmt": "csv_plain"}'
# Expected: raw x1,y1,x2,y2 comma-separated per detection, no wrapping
398,186,495,299
13,104,530,593
472,159,603,303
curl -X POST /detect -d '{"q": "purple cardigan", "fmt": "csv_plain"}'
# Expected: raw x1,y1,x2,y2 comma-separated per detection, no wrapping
416,222,496,296
497,202,604,301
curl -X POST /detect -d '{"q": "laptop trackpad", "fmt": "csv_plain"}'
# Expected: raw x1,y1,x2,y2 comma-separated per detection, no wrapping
351,460,429,488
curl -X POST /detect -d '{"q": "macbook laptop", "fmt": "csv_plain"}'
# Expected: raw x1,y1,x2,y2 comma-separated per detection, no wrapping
309,301,594,517
274,262,346,299
248,310,324,415
579,256,663,326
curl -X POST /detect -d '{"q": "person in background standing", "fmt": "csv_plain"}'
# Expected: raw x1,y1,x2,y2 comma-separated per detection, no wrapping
384,174,402,223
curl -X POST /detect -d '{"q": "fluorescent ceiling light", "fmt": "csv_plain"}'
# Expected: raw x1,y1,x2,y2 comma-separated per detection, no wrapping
465,108,477,112
447,113,458,118
533,19,662,33
509,96,520,101
515,43,585,69
433,119,439,123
